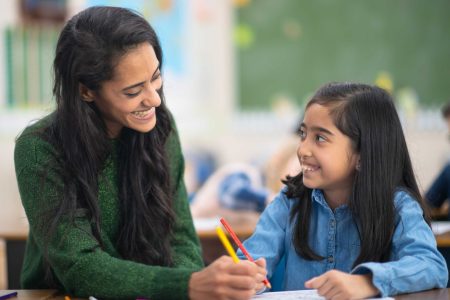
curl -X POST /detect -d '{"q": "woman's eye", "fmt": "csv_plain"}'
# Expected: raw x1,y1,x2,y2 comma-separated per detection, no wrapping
125,90,141,97
152,73,161,82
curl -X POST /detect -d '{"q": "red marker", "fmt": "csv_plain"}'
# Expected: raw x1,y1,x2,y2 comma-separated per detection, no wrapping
220,217,271,289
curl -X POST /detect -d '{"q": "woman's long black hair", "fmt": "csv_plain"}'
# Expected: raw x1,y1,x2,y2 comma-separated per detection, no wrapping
284,82,429,267
42,6,175,270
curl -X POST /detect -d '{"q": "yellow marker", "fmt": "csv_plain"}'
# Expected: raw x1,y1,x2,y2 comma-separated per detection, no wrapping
216,226,240,263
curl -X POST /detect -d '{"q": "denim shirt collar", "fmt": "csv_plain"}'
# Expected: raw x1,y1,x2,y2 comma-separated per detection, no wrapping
311,189,349,213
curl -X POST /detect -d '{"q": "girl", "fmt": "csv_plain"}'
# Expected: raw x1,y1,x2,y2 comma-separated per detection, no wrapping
238,82,448,299
15,6,265,299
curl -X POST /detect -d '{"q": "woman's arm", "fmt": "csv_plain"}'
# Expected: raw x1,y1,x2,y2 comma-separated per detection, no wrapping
165,127,204,269
15,133,196,300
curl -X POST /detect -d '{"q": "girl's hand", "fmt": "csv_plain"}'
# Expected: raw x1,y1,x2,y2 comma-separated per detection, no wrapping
253,257,268,293
305,270,379,300
188,255,267,300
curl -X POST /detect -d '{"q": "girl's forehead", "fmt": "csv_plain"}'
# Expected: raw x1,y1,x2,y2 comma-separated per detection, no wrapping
303,104,333,124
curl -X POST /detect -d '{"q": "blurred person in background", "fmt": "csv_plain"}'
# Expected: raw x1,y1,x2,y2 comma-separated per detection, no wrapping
189,130,300,218
425,101,450,220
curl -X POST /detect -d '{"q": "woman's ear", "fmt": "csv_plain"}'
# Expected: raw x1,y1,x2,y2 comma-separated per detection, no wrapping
355,157,361,171
79,83,95,102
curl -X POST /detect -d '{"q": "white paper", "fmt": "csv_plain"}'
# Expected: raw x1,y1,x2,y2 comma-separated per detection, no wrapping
252,290,394,300
193,217,220,231
431,221,450,235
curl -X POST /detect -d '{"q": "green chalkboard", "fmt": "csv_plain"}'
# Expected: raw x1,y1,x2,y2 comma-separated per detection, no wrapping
236,0,450,110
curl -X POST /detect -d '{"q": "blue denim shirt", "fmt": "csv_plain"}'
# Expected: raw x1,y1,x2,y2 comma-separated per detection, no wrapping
238,188,448,297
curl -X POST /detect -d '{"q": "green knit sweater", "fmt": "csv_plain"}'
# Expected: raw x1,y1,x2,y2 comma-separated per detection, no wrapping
14,116,204,299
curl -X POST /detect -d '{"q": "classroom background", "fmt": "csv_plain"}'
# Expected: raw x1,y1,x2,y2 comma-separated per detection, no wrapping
1,0,450,290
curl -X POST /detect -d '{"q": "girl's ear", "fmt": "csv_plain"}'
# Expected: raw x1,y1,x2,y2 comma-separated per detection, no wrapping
79,83,95,102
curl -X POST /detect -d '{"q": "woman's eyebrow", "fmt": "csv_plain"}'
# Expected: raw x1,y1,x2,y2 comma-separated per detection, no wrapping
122,63,161,91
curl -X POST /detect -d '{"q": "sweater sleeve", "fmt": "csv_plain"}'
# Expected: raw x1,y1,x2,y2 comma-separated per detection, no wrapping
14,130,201,300
166,126,204,270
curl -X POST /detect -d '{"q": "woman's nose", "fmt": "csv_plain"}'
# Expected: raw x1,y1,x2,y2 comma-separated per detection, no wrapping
142,85,161,107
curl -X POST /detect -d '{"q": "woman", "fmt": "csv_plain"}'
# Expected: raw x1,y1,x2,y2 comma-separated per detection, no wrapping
14,6,265,299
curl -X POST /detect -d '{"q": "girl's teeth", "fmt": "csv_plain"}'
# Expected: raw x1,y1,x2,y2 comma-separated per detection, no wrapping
302,165,318,172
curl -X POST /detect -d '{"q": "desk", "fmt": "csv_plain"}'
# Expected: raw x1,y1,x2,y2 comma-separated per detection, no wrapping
194,210,259,264
436,231,450,248
394,288,450,300
0,216,28,241
0,288,449,299
1,214,450,287
0,216,28,289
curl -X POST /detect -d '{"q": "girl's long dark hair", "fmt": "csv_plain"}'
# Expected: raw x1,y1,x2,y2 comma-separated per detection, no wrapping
41,6,175,272
284,82,429,267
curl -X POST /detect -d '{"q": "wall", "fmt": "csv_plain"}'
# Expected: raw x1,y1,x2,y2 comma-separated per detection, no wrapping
0,0,449,227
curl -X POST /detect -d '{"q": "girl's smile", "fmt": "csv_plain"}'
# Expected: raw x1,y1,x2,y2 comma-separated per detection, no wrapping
301,161,321,174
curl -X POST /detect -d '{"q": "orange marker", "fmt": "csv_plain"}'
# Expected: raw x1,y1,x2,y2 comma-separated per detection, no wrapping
220,217,272,289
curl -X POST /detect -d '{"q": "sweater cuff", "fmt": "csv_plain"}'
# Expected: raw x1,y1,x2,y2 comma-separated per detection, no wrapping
152,268,194,300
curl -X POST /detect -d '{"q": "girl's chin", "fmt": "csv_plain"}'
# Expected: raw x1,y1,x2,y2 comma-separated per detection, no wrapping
302,179,318,189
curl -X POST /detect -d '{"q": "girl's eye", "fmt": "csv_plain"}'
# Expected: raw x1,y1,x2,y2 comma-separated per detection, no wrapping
298,129,306,139
316,135,326,142
125,91,141,98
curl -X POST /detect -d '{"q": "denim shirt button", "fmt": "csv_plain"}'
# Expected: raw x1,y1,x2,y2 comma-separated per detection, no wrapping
328,256,334,263
330,220,336,227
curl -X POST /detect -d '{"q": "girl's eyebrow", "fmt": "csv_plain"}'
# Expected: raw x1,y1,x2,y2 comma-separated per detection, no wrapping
300,123,334,136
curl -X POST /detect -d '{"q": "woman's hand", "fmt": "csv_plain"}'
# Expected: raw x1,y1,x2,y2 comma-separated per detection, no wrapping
188,256,267,300
305,270,379,300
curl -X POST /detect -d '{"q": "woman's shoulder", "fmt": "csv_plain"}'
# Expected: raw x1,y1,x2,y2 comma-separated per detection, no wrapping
15,114,57,167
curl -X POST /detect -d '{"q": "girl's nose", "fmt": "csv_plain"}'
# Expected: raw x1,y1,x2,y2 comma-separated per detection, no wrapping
297,142,312,161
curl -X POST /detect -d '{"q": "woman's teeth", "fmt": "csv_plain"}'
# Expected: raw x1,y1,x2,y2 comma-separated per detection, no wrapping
132,108,151,118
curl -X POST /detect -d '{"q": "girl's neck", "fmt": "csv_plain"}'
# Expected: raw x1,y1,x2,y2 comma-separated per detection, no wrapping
323,189,350,210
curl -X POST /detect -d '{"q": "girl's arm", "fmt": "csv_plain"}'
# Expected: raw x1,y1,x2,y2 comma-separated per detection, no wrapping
351,191,448,297
237,191,290,279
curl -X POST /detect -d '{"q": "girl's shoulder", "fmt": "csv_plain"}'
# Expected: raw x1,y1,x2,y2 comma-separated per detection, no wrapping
393,188,423,214
269,186,297,209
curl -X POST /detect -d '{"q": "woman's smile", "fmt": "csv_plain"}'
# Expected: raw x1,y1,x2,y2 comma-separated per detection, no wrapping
131,107,155,120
